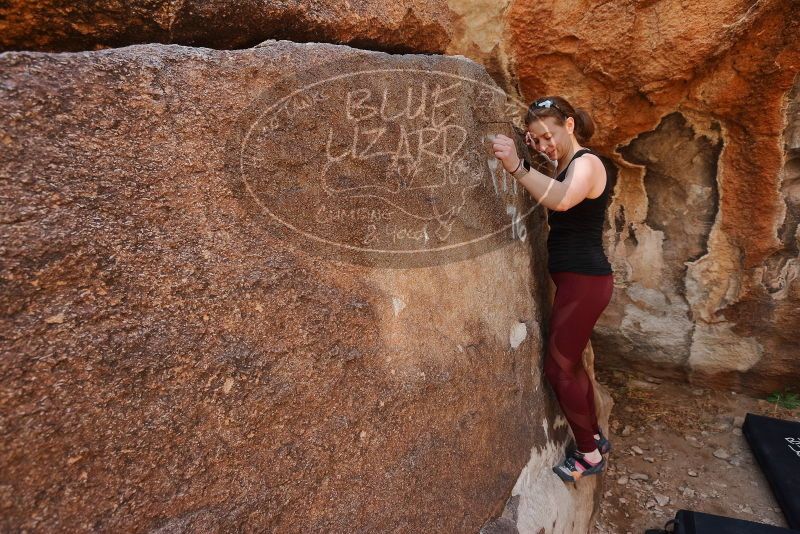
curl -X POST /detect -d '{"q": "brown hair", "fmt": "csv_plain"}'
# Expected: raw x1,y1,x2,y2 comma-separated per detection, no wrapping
524,95,596,144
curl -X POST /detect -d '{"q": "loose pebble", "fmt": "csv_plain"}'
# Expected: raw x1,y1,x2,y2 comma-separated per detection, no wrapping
713,448,730,460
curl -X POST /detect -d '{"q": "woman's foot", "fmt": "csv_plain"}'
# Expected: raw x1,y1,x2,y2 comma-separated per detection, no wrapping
565,430,611,458
594,429,612,455
552,448,606,482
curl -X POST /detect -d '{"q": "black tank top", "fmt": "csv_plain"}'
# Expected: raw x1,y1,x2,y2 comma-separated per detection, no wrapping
546,148,613,275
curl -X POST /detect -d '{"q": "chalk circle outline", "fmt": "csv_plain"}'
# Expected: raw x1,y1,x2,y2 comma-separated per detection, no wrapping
238,66,547,260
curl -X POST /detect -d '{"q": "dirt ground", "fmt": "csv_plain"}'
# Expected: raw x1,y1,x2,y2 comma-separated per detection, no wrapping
591,367,800,533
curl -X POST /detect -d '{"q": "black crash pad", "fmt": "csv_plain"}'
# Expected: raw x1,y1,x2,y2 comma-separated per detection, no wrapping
742,412,800,530
645,509,799,533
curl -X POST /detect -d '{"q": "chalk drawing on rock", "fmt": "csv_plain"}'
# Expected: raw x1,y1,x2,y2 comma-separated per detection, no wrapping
228,60,548,267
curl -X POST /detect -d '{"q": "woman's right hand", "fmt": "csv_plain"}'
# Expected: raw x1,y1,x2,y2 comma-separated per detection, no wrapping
491,134,522,174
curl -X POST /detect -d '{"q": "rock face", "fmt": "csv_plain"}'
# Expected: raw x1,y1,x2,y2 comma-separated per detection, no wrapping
0,0,521,94
0,1,453,53
0,41,610,532
509,0,800,395
5,0,798,404
11,0,797,527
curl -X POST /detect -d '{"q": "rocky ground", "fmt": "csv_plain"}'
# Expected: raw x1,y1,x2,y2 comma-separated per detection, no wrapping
592,368,799,533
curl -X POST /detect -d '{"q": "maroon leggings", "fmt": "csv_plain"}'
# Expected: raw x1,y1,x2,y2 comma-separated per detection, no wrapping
544,271,614,452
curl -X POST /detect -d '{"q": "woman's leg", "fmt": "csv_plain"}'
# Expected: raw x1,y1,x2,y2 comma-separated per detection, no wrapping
544,271,613,453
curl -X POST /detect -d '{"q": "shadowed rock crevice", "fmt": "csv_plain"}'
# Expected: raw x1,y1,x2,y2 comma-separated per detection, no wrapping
0,1,454,54
778,150,800,254
764,77,800,287
598,152,620,235
0,2,522,95
763,148,800,296
591,113,724,375
619,112,721,295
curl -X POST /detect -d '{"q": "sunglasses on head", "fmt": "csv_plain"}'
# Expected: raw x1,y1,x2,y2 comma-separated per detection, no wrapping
534,98,568,117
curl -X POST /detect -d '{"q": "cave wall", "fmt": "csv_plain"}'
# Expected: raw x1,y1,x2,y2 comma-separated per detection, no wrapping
508,0,800,396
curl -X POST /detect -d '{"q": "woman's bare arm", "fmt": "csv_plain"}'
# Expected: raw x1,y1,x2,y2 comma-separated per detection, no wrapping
492,134,603,211
528,155,605,211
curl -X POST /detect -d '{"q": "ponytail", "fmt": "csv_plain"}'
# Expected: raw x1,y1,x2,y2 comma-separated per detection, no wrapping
573,107,596,143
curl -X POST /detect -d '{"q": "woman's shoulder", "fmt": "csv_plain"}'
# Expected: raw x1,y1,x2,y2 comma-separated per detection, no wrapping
574,148,606,176
576,148,608,198
577,146,602,161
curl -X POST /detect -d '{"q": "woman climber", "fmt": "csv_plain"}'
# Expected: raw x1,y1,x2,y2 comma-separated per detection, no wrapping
491,95,614,483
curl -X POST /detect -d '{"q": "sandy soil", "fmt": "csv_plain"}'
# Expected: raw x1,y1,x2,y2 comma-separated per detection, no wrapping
591,368,800,533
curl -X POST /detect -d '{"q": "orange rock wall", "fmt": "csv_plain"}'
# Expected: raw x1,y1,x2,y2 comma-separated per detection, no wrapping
508,0,800,394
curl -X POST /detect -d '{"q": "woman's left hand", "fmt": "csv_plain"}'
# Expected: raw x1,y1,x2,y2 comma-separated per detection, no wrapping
491,134,521,173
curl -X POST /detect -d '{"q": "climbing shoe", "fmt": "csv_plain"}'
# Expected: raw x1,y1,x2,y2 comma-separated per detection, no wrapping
552,449,606,482
596,428,612,455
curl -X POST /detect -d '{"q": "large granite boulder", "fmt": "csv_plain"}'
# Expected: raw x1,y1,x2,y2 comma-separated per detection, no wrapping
508,0,800,395
0,41,610,532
